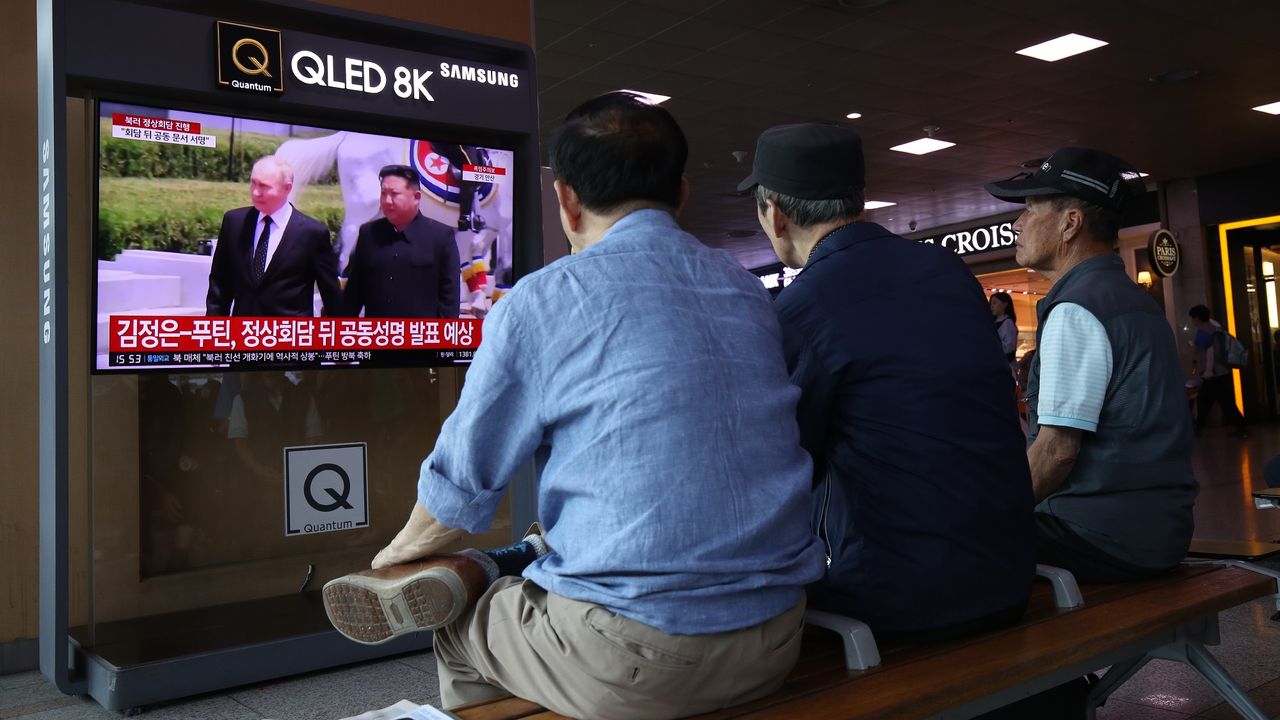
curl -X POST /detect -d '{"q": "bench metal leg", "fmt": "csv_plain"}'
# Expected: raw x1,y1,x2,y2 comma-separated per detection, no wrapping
1087,618,1267,720
803,609,881,671
1085,655,1152,719
1183,640,1267,720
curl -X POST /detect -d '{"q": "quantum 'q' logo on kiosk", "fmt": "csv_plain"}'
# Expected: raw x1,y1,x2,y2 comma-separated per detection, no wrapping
216,20,285,94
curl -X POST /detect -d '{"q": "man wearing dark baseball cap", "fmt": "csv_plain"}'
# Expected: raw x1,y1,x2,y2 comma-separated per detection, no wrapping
984,147,1196,584
741,123,1035,639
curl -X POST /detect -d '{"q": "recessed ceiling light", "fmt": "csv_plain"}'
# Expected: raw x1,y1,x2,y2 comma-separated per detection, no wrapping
1138,172,1150,178
1149,69,1199,85
837,0,894,8
617,89,671,105
846,112,863,119
890,138,955,155
1016,33,1108,62
1253,101,1280,115
864,200,895,210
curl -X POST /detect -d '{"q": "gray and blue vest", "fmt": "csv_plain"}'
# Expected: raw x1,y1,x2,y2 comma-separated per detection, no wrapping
1027,254,1197,569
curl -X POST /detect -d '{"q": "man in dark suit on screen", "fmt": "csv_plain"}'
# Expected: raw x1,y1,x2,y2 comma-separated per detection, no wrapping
342,164,460,318
205,155,342,317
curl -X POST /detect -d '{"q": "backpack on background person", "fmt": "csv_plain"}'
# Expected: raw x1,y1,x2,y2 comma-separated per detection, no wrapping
1219,330,1249,369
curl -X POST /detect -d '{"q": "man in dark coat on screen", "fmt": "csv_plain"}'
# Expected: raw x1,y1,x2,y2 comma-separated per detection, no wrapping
205,155,342,317
342,164,460,318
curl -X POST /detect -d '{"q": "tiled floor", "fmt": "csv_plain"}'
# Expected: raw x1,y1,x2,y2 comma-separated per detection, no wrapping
0,654,441,719
6,423,1280,719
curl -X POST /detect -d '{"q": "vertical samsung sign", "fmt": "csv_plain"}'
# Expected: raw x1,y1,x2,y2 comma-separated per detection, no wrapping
37,0,79,695
40,143,52,342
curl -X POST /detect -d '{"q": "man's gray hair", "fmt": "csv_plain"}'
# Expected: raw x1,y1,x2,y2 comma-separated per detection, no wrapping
253,155,295,185
755,185,864,228
1044,194,1121,244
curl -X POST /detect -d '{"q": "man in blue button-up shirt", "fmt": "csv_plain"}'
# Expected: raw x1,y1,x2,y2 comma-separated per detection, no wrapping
345,94,826,720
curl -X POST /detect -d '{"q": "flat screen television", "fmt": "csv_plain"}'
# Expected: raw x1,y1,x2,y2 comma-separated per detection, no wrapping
94,100,515,372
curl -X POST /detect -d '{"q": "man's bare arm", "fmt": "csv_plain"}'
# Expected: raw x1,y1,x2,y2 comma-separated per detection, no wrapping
1028,425,1083,503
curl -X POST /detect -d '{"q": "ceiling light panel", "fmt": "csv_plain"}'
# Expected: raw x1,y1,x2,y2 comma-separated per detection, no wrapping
617,89,671,105
1016,33,1108,62
890,138,956,155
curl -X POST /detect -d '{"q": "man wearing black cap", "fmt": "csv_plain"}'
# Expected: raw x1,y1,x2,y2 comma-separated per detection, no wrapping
984,148,1197,582
739,123,1035,639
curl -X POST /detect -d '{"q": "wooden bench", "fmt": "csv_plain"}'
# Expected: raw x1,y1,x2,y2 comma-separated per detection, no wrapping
1188,538,1280,561
1252,488,1280,511
451,564,1279,720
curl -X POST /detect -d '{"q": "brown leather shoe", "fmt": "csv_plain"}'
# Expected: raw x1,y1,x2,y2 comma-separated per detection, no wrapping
322,554,489,645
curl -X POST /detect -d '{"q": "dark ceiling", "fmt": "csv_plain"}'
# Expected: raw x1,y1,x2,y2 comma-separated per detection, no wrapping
532,0,1280,269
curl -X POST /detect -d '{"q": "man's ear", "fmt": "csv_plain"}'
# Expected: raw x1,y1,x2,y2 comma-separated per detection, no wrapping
676,176,691,214
766,198,789,241
1060,207,1084,243
554,179,582,233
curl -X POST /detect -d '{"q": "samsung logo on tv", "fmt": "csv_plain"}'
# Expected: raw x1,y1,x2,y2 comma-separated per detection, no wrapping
439,62,520,88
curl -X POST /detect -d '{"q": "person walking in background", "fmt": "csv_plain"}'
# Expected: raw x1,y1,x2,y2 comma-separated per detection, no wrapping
990,291,1019,369
1189,304,1248,438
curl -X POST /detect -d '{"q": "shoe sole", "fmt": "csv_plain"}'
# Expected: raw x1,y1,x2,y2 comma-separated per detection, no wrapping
322,568,467,645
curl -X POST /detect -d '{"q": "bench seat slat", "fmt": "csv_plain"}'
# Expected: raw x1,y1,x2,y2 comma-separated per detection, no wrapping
453,566,1271,720
1188,538,1280,560
450,696,547,719
725,567,1273,719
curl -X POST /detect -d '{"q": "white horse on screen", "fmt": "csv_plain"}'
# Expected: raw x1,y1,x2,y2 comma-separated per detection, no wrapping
274,131,514,310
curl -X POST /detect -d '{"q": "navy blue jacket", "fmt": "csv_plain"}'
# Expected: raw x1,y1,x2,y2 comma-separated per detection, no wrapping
776,221,1034,634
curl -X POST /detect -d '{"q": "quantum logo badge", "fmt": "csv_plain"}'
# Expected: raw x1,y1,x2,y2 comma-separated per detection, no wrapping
284,443,368,536
216,20,284,94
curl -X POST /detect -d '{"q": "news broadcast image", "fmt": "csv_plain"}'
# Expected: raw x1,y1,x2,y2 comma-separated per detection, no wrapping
95,101,514,371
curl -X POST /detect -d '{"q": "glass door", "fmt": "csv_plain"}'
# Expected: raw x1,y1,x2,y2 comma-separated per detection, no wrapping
1221,225,1280,421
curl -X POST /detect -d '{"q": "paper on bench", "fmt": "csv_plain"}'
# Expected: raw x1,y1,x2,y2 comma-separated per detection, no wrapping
391,706,461,720
332,699,460,720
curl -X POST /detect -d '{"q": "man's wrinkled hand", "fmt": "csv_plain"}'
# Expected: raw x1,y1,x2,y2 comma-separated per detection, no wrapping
371,501,464,569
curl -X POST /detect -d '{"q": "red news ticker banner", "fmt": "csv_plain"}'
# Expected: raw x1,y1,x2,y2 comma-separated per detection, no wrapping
111,113,202,134
110,316,482,352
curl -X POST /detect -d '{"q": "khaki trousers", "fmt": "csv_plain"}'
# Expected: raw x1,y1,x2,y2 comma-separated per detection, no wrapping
433,577,806,720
